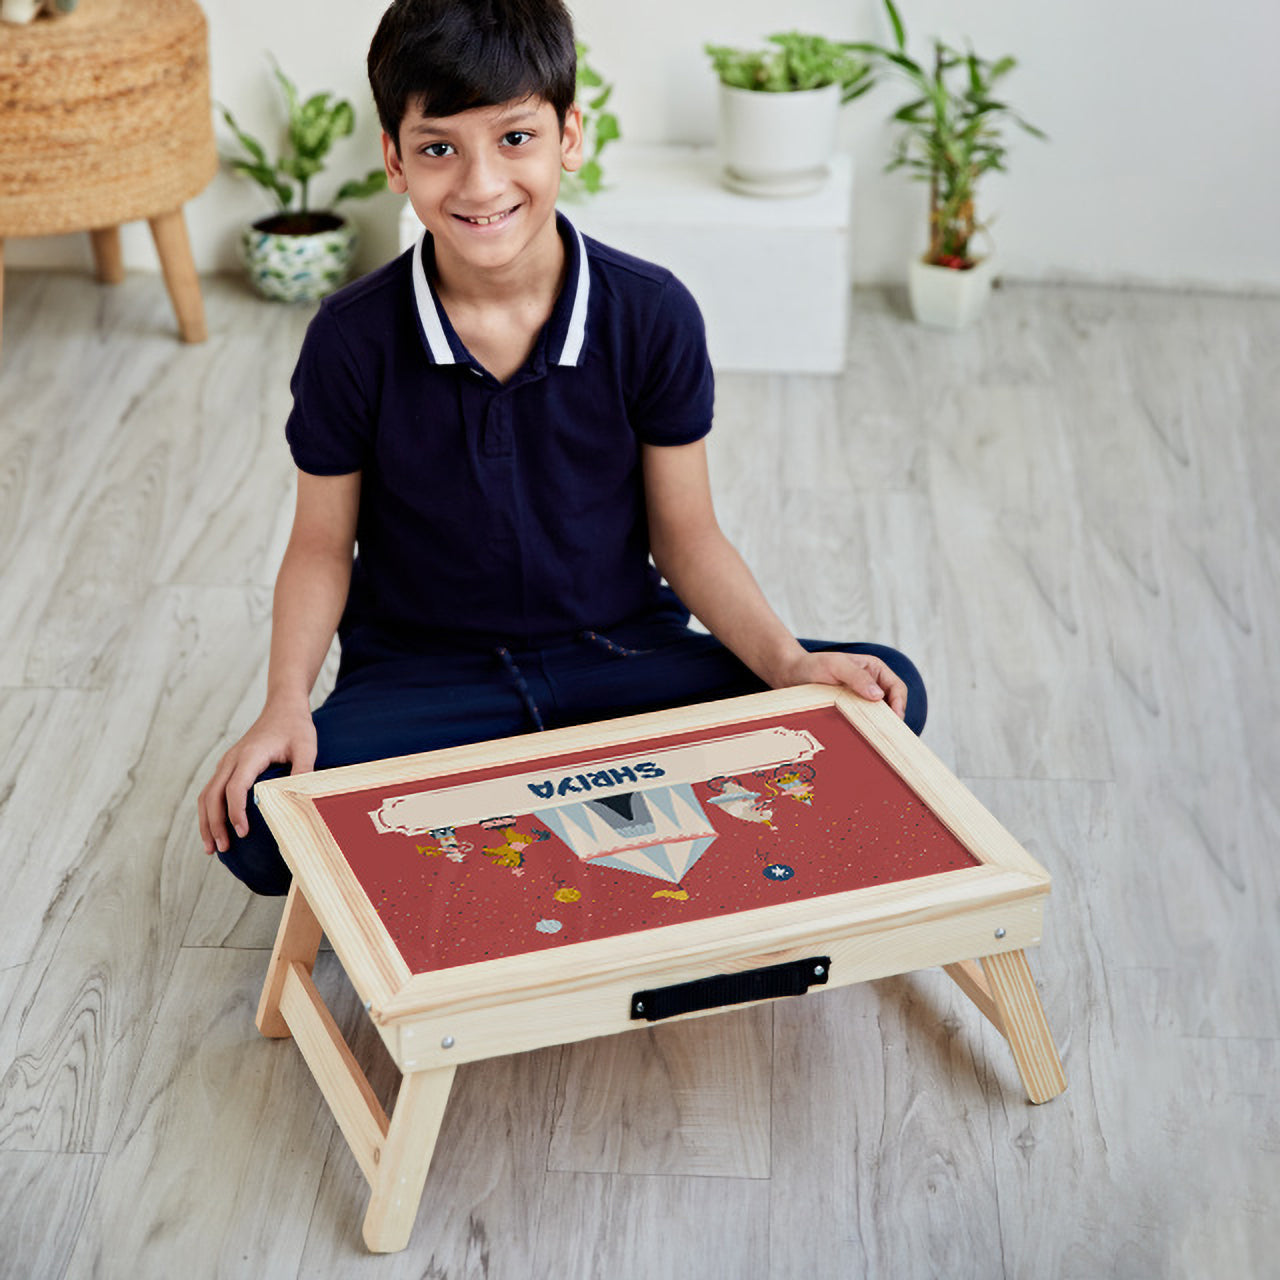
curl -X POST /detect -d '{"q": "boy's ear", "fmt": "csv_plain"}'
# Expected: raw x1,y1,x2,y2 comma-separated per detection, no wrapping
382,131,408,194
559,105,584,174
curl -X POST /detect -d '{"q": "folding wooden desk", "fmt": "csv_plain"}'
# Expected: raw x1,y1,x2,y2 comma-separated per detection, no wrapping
254,685,1066,1253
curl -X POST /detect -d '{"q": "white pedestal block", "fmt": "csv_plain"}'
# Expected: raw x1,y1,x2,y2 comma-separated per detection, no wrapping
397,145,853,375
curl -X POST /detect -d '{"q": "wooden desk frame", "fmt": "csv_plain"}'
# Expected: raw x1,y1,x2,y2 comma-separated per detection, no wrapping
254,686,1066,1253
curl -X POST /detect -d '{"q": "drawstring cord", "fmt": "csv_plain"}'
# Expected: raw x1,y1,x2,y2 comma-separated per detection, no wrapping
495,631,653,732
495,646,545,731
577,629,652,658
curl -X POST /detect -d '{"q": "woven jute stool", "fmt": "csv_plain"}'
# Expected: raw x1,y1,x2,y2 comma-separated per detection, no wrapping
0,0,217,355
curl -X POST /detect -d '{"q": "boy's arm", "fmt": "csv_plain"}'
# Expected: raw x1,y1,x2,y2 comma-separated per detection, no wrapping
198,469,361,855
643,440,907,717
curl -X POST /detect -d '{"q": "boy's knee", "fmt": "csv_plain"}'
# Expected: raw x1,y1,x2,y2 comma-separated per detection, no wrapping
879,646,928,736
217,822,291,896
215,764,292,896
797,638,928,738
901,670,928,737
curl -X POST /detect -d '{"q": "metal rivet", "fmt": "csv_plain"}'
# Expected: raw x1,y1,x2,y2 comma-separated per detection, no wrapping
635,1002,644,1013
363,1000,372,1011
441,1035,455,1049
814,965,825,976
994,928,1007,939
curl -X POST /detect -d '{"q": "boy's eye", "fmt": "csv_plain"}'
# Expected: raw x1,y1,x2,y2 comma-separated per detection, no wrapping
502,131,533,147
422,142,454,158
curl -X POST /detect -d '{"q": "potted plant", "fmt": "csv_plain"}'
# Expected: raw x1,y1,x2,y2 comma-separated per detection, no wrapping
1,0,75,22
559,40,621,200
851,0,1045,328
704,32,873,196
219,61,387,303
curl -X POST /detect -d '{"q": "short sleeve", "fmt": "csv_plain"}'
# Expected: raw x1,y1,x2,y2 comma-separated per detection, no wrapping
629,273,715,446
284,303,374,475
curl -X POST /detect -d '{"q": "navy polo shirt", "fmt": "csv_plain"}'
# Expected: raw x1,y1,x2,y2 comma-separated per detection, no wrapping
284,213,714,649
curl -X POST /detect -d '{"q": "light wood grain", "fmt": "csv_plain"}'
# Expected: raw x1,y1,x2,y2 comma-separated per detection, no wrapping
548,1005,773,1177
257,882,323,1038
300,981,560,1270
767,975,1003,1278
60,949,338,1280
147,210,207,344
362,1060,457,1252
279,961,391,1186
978,949,1066,1104
533,1171,772,1280
0,1151,104,1280
943,957,1000,1029
0,588,275,1153
2,268,1277,1274
89,226,125,286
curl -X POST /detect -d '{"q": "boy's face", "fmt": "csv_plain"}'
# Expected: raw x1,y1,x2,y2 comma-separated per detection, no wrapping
384,95,583,280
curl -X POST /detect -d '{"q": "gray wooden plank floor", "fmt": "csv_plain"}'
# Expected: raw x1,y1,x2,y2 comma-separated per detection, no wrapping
1,267,1276,1279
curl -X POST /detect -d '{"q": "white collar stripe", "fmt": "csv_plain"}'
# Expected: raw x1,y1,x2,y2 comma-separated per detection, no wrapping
411,229,455,364
411,220,589,368
555,222,590,367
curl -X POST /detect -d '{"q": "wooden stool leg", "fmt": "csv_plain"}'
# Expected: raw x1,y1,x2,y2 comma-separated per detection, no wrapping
89,226,125,284
362,1064,457,1253
147,208,207,343
257,880,323,1038
961,949,1066,1104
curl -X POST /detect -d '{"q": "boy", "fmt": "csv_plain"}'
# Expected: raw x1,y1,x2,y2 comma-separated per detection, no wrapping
198,0,926,895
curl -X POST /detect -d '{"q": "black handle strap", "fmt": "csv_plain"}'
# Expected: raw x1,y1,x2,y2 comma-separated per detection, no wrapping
630,957,831,1023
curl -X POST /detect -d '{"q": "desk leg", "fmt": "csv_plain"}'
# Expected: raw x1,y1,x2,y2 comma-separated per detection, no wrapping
89,227,125,284
257,880,322,1038
147,208,207,343
363,1064,457,1253
946,950,1067,1105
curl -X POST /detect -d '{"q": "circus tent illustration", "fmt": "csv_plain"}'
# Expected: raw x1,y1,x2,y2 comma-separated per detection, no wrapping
537,783,718,883
366,725,828,886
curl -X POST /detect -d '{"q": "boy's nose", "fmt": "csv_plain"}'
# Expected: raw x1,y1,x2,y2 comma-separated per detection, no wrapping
457,153,507,206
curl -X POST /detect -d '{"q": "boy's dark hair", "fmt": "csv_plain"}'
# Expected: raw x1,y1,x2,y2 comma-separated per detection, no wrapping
369,0,577,151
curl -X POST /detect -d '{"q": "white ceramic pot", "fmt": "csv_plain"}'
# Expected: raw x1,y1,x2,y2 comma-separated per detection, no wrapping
1,0,43,23
908,255,996,330
240,213,357,304
716,82,840,197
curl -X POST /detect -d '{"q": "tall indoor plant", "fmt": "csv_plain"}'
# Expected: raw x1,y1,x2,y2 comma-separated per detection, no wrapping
852,0,1045,326
705,32,873,196
220,60,387,303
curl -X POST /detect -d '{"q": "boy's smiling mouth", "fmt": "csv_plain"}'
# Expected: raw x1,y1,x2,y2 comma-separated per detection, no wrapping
456,205,521,227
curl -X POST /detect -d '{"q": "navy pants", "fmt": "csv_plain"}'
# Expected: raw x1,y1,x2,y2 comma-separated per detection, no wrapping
218,615,927,895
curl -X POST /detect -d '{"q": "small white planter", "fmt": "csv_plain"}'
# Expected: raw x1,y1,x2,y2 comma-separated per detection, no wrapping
908,255,996,329
1,0,43,22
240,214,357,304
716,82,840,197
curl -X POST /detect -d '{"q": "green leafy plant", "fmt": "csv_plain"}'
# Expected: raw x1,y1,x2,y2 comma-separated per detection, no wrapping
850,0,1045,268
562,40,621,198
219,60,387,232
704,32,873,102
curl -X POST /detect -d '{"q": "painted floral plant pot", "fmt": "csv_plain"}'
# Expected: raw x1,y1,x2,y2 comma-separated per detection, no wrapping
240,213,357,304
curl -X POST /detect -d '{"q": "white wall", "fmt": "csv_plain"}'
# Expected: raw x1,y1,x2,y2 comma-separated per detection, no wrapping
9,0,1277,290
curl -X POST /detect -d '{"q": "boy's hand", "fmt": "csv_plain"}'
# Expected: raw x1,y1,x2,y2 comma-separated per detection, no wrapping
774,649,908,720
197,699,318,856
